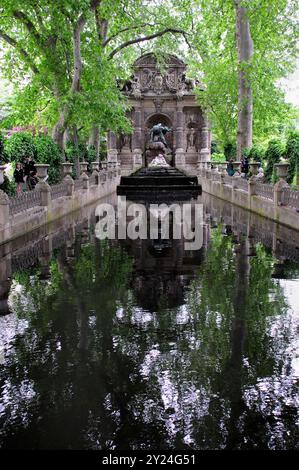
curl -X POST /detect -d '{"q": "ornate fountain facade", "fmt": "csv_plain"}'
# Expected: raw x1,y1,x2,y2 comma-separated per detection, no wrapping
107,53,211,175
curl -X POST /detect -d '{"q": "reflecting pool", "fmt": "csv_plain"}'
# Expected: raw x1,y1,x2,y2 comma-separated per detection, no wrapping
0,194,298,449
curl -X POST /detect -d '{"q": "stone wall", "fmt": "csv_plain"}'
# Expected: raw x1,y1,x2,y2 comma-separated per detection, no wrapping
0,168,120,245
199,166,299,231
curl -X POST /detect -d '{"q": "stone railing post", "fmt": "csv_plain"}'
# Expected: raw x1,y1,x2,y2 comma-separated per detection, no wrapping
0,190,11,243
64,175,74,197
100,170,107,185
248,177,257,210
248,177,257,197
249,162,260,177
35,164,51,206
36,181,52,207
91,161,99,185
81,173,89,190
274,163,289,207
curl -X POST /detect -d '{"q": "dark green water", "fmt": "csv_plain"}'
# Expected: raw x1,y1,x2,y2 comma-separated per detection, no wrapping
0,195,298,449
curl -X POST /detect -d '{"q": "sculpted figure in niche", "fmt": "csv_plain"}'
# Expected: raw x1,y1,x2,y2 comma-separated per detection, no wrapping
150,123,172,149
187,128,197,150
121,134,131,150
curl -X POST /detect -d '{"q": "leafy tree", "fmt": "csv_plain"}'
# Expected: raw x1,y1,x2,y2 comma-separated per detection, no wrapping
264,139,285,182
0,0,188,148
186,0,298,151
3,131,35,163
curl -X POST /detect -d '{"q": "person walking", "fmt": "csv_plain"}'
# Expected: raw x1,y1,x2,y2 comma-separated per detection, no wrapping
13,163,25,194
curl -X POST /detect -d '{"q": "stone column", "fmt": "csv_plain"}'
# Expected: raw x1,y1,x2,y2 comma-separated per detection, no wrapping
107,130,118,163
175,106,185,169
132,104,143,169
199,115,211,163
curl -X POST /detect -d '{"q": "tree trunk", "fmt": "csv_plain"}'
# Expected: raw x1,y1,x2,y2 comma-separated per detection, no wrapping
72,125,81,177
235,0,254,159
88,124,100,161
52,15,86,153
52,110,66,152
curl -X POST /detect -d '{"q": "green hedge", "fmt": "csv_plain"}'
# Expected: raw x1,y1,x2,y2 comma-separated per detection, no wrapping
3,132,63,184
248,145,265,163
264,139,285,183
286,131,299,186
34,135,63,184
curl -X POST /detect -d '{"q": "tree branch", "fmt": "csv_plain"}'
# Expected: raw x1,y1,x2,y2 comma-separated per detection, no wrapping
12,10,43,46
103,23,156,48
108,28,187,59
0,29,39,74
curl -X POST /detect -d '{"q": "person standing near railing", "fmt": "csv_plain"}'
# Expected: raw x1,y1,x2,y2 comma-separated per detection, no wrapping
13,163,25,194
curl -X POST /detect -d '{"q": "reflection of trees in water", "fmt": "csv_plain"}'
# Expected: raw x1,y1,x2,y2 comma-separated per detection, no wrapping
112,228,297,449
0,230,298,449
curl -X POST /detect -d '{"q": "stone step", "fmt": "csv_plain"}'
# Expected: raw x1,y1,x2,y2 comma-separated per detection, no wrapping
120,176,198,186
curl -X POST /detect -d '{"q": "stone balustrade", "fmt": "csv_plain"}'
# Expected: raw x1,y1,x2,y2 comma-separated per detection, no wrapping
198,162,299,231
9,189,42,215
0,166,120,244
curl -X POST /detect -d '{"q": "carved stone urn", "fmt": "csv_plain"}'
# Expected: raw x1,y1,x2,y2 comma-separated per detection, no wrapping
91,162,99,172
62,163,73,179
249,162,260,176
79,162,88,175
275,162,289,181
35,164,49,180
232,161,241,172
